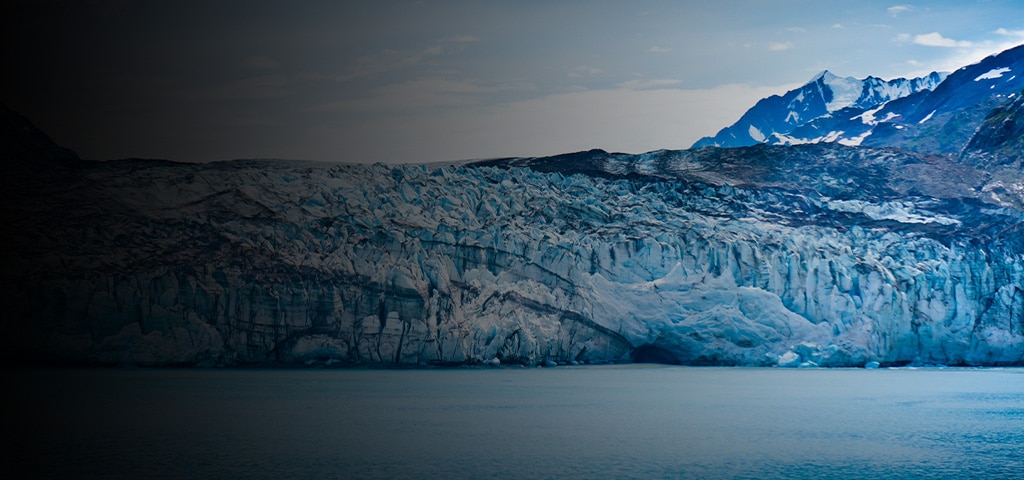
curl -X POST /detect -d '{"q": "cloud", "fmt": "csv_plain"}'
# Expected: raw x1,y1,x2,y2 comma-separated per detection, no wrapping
648,46,672,53
995,28,1024,39
617,78,681,90
832,23,845,29
336,49,431,82
175,73,296,103
769,42,795,51
336,36,475,82
242,56,281,70
567,65,603,78
900,34,1024,78
913,32,973,48
441,34,479,43
307,77,504,113
887,5,911,17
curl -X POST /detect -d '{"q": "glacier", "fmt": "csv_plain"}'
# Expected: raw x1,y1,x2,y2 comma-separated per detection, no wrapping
3,133,1023,367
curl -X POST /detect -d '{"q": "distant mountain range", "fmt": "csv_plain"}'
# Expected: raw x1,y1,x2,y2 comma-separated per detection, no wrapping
694,44,1024,160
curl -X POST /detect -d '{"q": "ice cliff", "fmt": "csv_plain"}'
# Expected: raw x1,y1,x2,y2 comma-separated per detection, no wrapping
2,111,1023,366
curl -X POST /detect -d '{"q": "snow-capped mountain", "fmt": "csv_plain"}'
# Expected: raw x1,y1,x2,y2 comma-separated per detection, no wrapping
697,44,1024,154
691,71,945,148
863,43,1024,155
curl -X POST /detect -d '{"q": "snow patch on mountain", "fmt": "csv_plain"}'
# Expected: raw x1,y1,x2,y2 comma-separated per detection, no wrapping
852,106,898,126
837,130,872,146
820,71,863,111
748,125,766,142
975,67,1011,81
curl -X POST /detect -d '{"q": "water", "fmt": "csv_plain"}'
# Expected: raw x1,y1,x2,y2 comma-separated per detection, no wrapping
5,365,1024,479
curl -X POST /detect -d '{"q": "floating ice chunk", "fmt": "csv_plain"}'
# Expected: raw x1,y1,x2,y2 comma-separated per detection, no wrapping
864,361,881,369
777,351,801,368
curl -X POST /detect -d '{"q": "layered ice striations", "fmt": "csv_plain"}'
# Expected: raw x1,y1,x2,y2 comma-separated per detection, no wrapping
5,148,1023,367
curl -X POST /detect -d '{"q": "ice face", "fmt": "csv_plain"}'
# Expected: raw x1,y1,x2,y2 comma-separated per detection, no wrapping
4,146,1022,367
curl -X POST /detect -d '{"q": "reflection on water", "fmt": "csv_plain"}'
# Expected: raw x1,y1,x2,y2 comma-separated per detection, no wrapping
6,366,1024,479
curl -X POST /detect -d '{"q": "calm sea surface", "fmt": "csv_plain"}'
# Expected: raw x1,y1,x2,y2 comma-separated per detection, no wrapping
5,365,1024,479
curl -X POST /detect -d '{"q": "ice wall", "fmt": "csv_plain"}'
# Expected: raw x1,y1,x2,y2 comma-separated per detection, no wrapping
4,157,1023,366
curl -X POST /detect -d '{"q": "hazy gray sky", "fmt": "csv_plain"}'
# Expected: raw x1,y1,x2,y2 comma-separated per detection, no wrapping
4,1,1024,163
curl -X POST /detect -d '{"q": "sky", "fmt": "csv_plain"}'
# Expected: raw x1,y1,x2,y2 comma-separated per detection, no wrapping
3,1,1024,164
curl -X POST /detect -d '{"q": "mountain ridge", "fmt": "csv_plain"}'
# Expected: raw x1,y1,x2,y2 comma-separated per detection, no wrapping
692,70,946,148
694,44,1024,154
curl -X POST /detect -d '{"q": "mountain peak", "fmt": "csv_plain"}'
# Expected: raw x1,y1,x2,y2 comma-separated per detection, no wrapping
810,70,835,83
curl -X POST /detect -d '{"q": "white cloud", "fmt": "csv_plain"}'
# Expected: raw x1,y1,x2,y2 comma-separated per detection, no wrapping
832,23,845,29
900,36,1024,78
617,78,681,90
567,65,603,78
913,32,973,48
648,46,672,53
995,28,1024,39
887,5,911,17
769,42,795,51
